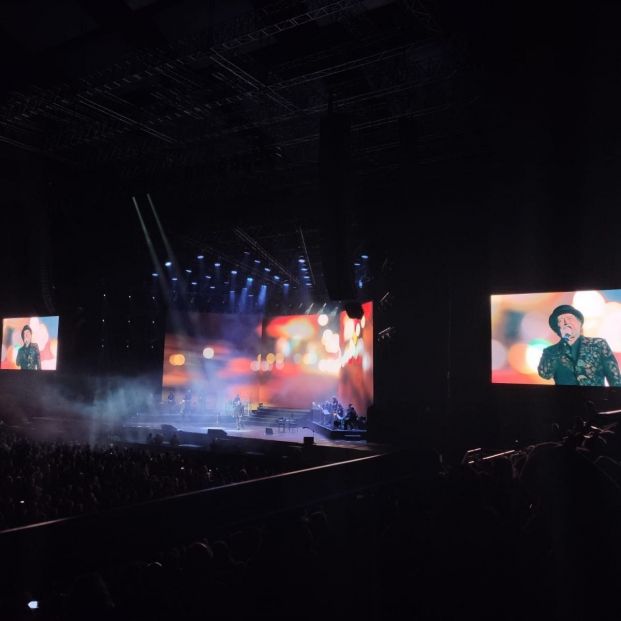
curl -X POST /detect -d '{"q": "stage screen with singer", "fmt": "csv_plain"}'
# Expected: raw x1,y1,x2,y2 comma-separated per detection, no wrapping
491,290,621,386
1,316,60,371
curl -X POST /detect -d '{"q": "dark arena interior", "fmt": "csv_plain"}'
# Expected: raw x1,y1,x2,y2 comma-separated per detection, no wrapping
2,1,621,619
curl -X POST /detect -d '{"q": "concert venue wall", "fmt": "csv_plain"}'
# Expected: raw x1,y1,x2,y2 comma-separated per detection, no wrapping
1,316,60,371
491,290,621,386
162,303,373,415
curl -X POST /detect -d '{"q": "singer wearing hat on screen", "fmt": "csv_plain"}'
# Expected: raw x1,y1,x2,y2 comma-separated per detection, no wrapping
16,325,41,370
537,304,621,386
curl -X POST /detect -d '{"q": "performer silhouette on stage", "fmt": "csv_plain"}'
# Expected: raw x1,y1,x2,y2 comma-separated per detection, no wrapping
232,394,244,429
343,403,358,430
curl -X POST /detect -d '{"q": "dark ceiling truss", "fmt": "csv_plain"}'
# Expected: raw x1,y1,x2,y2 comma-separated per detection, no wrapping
175,227,319,293
233,227,300,285
71,42,459,168
1,0,374,117
211,0,368,52
101,95,454,181
0,0,472,198
399,0,441,34
174,232,290,286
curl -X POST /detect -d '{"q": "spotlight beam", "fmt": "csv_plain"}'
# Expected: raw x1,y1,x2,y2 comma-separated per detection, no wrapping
132,195,170,299
146,192,190,303
298,226,316,287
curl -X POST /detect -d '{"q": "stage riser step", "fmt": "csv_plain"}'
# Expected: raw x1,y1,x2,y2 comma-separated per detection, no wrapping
310,421,366,441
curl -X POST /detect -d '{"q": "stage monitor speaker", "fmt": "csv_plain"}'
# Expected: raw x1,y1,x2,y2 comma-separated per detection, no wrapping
207,428,227,439
265,427,273,435
303,436,314,446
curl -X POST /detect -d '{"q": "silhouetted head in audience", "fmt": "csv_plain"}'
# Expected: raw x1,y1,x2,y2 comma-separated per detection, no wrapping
229,527,262,563
65,572,115,621
185,541,213,575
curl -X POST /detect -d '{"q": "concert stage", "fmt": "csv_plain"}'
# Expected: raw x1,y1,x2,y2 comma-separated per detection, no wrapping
123,412,374,452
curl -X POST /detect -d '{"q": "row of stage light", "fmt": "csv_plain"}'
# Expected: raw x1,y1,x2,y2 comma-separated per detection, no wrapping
150,253,370,296
151,255,308,292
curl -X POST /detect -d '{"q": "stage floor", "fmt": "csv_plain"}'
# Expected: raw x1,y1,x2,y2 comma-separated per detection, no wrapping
123,417,379,452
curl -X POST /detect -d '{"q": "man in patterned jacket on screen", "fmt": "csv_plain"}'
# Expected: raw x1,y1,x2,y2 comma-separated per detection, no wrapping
538,304,621,386
16,324,41,370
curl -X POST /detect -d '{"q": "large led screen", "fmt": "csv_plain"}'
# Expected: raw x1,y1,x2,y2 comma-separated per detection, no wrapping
491,290,621,386
339,301,374,414
162,305,374,416
1,316,60,371
162,313,262,412
258,313,340,409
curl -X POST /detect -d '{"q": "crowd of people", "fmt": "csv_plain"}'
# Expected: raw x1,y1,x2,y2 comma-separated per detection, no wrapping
3,412,621,619
0,426,286,531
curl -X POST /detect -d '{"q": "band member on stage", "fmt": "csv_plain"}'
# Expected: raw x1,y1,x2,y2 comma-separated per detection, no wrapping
321,399,333,425
344,403,358,430
332,400,345,428
181,388,193,415
232,394,244,429
166,390,176,413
